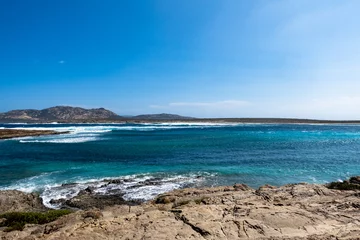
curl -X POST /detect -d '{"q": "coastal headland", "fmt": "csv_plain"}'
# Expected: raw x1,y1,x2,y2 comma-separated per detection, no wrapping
0,129,70,140
1,106,360,124
1,177,360,239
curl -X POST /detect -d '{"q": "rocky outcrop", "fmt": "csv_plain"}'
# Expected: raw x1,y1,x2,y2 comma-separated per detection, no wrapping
60,188,139,210
1,181,360,239
0,129,69,139
0,106,120,122
0,190,48,213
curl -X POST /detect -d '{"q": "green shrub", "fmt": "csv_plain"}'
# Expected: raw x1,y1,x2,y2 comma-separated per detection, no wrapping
327,181,360,190
0,210,72,232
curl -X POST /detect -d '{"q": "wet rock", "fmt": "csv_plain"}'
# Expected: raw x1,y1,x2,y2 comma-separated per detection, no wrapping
139,178,162,186
78,187,94,196
49,198,66,206
61,183,78,187
64,193,135,210
108,179,123,184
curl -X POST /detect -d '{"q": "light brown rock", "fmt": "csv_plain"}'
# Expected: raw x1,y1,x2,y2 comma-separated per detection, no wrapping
0,190,48,213
1,184,360,239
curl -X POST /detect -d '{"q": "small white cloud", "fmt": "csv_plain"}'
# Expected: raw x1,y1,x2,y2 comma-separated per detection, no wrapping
58,60,65,64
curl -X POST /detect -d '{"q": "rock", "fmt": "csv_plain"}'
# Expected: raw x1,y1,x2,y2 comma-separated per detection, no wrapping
155,195,176,204
233,183,252,191
78,187,94,195
64,194,131,210
108,179,123,184
49,198,66,206
82,209,103,219
0,190,48,213
1,178,360,239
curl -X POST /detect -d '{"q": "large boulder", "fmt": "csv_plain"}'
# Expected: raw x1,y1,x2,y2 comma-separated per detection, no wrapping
0,190,48,213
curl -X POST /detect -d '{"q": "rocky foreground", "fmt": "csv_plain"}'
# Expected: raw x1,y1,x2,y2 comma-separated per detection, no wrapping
1,179,360,240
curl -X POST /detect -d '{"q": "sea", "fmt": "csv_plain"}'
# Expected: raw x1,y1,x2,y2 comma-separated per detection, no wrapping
1,122,360,208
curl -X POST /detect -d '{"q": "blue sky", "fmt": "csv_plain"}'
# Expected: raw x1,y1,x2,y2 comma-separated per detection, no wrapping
1,0,360,119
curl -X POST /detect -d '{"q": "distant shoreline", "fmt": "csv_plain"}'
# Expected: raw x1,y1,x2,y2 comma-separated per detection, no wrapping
0,129,70,140
2,118,360,124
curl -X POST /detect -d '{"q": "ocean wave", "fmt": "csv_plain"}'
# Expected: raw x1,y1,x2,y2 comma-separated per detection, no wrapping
0,172,214,208
20,136,100,143
6,123,239,133
2,123,241,144
40,173,210,208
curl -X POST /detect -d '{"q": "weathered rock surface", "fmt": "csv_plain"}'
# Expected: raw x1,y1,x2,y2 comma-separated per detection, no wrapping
63,192,138,210
0,190,48,213
1,182,360,239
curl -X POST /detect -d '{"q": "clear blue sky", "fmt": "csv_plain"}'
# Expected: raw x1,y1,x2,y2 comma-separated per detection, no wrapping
1,0,360,119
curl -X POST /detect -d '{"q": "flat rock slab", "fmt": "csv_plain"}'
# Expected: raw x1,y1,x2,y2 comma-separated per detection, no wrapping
1,183,360,239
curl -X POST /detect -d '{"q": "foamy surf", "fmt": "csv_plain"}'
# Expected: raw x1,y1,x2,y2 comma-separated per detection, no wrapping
19,136,99,143
1,172,214,208
4,123,241,144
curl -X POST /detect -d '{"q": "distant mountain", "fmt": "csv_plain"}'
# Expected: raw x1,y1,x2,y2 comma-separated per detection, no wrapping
0,106,120,122
132,113,194,120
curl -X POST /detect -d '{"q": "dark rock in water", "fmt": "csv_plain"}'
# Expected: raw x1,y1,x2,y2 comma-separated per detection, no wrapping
140,179,162,186
0,190,48,213
61,183,78,187
64,193,138,210
123,179,133,183
108,179,123,184
78,187,95,196
49,198,66,206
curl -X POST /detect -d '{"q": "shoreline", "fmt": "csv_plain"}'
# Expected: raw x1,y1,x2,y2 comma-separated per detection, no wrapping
0,129,70,140
2,118,360,125
1,178,360,239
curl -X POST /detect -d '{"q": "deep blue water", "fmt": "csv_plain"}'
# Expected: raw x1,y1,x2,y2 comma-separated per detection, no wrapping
1,123,360,207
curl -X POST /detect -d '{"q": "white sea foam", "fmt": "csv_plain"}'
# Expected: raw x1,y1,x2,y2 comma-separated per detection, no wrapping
20,136,99,143
1,172,213,208
7,122,238,132
3,122,240,144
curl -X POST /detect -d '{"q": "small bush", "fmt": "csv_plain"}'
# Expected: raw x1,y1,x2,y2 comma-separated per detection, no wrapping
0,210,72,232
327,181,360,191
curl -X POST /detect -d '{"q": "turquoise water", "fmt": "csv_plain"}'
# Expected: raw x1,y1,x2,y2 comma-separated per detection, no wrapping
1,123,360,207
